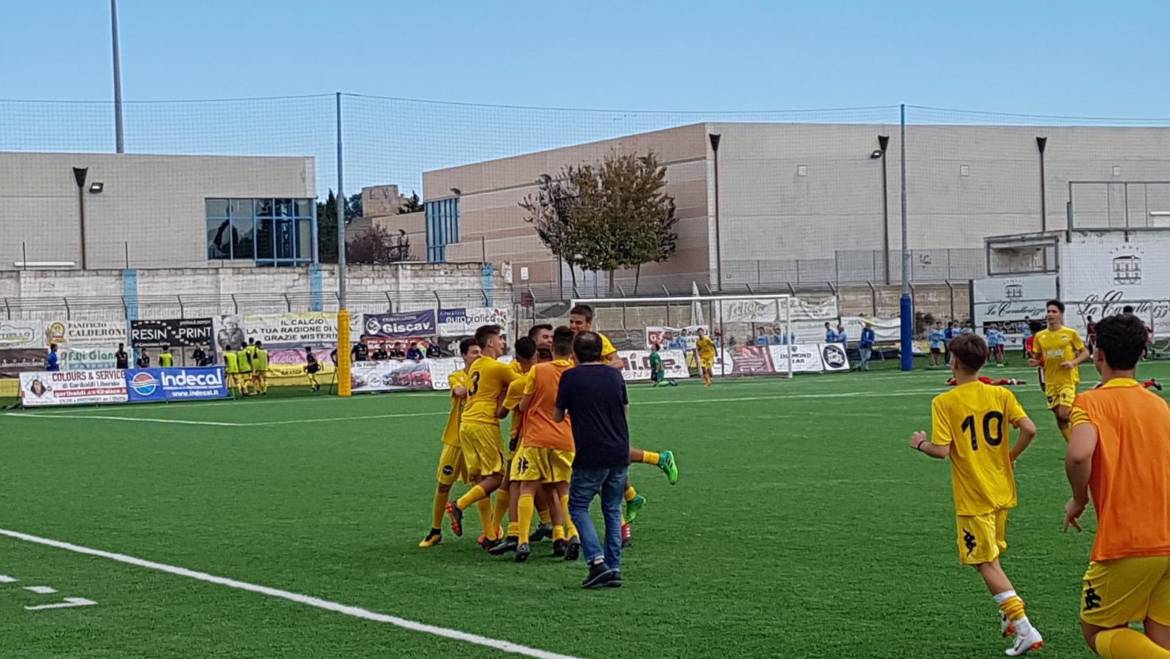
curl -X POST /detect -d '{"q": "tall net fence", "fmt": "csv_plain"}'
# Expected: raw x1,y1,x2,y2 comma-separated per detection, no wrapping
3,96,1170,325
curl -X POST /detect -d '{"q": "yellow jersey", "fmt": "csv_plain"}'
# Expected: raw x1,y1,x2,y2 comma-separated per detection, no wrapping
1031,327,1085,389
696,336,716,359
930,381,1029,516
503,375,527,441
441,371,467,447
463,356,520,426
598,332,617,358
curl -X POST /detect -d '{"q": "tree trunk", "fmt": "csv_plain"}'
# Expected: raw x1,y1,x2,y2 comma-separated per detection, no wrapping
568,261,578,297
633,264,642,295
608,270,616,296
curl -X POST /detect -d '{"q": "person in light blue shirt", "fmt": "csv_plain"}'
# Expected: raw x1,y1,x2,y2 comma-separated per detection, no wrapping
858,322,876,371
755,328,769,347
836,323,848,346
986,324,1006,367
824,322,836,343
929,321,946,368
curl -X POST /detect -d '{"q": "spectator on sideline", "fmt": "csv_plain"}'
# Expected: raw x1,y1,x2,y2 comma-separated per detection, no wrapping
45,343,60,372
929,322,946,368
192,343,208,367
1086,315,1097,354
825,321,836,343
159,345,174,368
755,328,769,347
136,349,150,368
836,323,848,346
858,321,876,371
555,331,631,589
770,327,784,345
425,341,441,359
407,342,424,361
371,344,388,361
390,342,407,359
115,343,130,370
351,341,369,363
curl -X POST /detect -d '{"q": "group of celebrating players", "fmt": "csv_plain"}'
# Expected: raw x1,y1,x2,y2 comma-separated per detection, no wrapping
911,300,1170,657
419,305,679,582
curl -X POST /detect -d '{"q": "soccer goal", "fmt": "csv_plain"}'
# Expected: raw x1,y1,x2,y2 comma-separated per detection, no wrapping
570,292,805,380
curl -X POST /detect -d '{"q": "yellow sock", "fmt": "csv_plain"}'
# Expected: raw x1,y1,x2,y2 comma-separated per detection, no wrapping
560,496,578,539
456,485,487,511
553,525,566,542
493,489,510,533
624,485,637,502
995,592,1026,622
641,451,660,465
538,507,552,525
517,494,535,544
475,499,497,540
507,521,519,539
1095,628,1170,658
430,489,447,530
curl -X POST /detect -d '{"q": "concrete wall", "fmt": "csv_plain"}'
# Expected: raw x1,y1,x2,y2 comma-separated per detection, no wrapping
0,263,509,322
0,152,314,271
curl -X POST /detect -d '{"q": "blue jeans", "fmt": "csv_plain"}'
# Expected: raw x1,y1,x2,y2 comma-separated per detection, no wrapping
569,466,628,572
859,347,872,370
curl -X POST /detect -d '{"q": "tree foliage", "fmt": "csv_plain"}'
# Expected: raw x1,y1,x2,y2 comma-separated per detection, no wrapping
519,151,677,293
347,226,412,264
400,191,424,214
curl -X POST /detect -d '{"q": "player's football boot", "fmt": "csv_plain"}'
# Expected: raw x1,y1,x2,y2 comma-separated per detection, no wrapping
1148,378,1163,391
478,535,502,552
515,543,531,563
564,537,581,561
621,522,633,548
530,523,554,543
418,530,442,548
488,537,518,555
1005,622,1043,656
552,539,567,557
445,502,464,537
1000,613,1016,638
625,495,647,524
658,450,679,485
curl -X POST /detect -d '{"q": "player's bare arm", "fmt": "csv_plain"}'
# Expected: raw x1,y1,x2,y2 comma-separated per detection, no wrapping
1060,347,1090,370
1008,417,1038,463
1063,422,1098,532
518,393,533,414
553,407,566,423
909,430,950,459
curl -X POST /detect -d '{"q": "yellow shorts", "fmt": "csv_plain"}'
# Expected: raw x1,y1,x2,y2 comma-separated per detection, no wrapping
1045,383,1077,410
700,357,715,370
459,422,504,477
1081,556,1170,628
510,446,574,483
956,510,1008,565
435,443,467,486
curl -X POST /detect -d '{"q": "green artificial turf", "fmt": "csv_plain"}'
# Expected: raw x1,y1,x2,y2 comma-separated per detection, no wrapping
3,362,1164,658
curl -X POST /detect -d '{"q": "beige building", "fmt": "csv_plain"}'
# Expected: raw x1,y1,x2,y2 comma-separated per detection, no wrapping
0,152,315,270
420,122,1170,295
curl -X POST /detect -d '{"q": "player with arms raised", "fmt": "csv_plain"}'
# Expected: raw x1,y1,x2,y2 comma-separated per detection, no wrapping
1029,300,1089,442
909,334,1043,656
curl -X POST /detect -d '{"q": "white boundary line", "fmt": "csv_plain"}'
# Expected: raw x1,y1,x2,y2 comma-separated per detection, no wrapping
3,412,247,427
0,528,577,659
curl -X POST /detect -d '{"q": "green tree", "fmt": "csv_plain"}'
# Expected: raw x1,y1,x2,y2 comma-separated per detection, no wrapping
400,191,424,214
315,190,362,264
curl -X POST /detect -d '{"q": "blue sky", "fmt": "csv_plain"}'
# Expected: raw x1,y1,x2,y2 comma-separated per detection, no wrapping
3,0,1168,114
2,1,1169,195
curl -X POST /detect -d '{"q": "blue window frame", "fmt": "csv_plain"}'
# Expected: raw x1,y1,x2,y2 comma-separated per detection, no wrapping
424,197,460,263
206,198,317,267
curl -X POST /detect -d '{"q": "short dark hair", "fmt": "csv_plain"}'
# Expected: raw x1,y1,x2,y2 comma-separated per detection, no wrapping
514,336,537,360
528,323,553,339
573,331,603,363
255,341,262,348
949,333,989,372
1122,305,1135,314
1095,314,1148,370
568,304,594,322
459,337,478,355
474,324,502,348
1046,299,1065,313
553,326,574,357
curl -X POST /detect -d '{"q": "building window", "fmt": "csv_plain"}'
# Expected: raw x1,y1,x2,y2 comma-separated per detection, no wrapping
424,197,460,263
206,197,316,266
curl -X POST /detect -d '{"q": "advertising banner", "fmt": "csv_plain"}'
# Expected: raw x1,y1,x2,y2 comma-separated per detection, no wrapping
818,343,851,371
125,367,230,403
617,350,690,381
239,312,343,347
19,369,128,407
362,310,437,339
644,325,705,351
720,299,780,323
428,358,465,390
437,307,510,337
727,345,775,374
130,318,215,348
1061,232,1170,335
350,360,434,393
768,344,828,374
969,275,1058,346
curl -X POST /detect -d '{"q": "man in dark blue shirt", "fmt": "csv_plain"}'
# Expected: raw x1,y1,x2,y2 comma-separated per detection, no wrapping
45,343,60,372
555,330,630,589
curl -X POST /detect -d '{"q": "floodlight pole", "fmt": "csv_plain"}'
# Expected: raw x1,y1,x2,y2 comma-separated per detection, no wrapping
878,135,890,285
709,133,723,291
73,167,89,270
110,0,124,153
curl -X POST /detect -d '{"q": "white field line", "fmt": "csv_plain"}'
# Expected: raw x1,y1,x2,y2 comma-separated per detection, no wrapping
4,388,961,427
0,528,578,659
